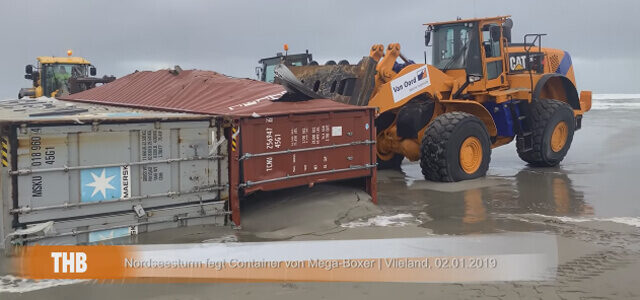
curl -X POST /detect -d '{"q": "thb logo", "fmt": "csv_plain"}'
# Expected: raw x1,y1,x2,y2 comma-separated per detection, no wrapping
51,252,87,273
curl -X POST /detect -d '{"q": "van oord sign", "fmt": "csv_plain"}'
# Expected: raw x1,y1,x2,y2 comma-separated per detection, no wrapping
390,66,431,103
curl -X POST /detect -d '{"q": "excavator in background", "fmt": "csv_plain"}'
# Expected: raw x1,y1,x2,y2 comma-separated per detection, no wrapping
19,50,115,98
273,16,592,182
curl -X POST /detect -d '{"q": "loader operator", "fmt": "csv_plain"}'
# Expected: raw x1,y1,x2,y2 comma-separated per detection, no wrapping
53,65,71,95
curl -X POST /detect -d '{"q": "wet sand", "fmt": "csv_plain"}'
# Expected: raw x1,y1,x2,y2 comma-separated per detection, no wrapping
2,102,640,299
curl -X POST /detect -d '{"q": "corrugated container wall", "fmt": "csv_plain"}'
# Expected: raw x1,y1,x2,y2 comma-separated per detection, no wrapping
229,109,376,224
0,98,228,248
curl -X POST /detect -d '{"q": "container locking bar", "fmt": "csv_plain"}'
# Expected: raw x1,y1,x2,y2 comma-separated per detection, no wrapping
12,206,231,244
239,164,376,188
7,154,225,176
239,140,375,161
10,185,228,214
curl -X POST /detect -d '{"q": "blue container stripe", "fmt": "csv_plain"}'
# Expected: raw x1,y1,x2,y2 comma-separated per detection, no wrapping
89,227,131,243
556,51,572,76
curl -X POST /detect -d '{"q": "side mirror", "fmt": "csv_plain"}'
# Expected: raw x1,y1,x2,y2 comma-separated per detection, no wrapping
424,30,431,46
255,66,262,79
24,74,32,80
90,67,97,76
25,64,33,74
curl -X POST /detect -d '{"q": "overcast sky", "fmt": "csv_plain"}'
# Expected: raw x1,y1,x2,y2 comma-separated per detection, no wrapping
1,0,638,98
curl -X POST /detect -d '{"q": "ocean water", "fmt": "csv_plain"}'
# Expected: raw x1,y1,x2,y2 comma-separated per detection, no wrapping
591,94,640,110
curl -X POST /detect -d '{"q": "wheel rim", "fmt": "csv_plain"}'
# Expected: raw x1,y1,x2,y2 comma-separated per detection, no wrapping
550,121,568,152
459,136,482,174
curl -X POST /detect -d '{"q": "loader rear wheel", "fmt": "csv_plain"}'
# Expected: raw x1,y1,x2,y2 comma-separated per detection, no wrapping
420,112,491,182
377,153,404,170
517,99,575,167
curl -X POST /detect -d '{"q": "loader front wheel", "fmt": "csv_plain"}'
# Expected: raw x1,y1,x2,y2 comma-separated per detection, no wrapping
517,99,575,167
420,112,491,182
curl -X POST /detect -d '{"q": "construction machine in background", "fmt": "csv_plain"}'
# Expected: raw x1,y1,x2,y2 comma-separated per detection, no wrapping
256,45,314,83
19,50,116,98
271,16,592,182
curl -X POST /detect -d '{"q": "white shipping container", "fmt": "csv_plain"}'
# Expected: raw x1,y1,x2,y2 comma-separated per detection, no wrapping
0,98,229,248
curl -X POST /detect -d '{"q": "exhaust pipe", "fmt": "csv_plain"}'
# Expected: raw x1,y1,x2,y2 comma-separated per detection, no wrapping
503,18,513,43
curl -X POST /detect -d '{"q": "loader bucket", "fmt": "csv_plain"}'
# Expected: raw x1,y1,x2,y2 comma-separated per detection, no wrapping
274,57,377,106
68,76,117,95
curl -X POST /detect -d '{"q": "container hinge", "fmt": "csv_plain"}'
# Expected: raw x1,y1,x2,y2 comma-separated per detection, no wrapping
133,204,146,218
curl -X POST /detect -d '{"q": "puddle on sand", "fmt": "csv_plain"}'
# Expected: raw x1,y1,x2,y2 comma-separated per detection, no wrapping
377,165,596,235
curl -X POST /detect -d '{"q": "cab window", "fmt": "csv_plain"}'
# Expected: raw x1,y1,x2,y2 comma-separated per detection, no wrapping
433,24,470,69
42,64,88,96
482,25,501,58
482,24,503,80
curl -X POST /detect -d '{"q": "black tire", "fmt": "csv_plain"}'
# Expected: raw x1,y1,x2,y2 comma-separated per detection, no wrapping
377,153,404,170
517,99,575,167
420,112,491,182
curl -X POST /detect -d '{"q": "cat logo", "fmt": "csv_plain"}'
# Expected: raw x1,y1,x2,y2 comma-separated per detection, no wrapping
509,55,527,71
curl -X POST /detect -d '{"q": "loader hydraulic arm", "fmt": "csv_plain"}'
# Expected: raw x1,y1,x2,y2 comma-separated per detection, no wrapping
376,43,401,83
371,43,402,98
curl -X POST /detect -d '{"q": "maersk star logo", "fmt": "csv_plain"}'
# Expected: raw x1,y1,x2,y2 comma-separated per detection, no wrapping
85,168,116,198
81,167,124,202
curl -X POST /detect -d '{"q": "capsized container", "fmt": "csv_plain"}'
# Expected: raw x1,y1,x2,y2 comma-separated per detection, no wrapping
0,98,228,248
227,104,377,224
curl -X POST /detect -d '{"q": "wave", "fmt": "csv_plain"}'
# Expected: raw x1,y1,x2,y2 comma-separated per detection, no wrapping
590,94,640,110
340,213,422,228
527,214,640,228
592,94,640,100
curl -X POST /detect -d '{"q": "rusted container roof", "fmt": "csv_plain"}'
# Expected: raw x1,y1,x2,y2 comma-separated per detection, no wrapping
60,69,366,117
0,97,210,125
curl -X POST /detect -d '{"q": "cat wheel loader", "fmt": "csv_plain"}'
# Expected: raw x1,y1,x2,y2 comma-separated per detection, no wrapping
272,16,592,182
19,50,115,98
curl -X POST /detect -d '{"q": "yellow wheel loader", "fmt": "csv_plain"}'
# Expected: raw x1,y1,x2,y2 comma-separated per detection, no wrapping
272,16,592,182
19,51,115,98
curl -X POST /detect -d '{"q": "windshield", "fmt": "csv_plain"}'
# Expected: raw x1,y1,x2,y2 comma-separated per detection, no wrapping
42,64,89,96
432,24,472,70
262,58,305,83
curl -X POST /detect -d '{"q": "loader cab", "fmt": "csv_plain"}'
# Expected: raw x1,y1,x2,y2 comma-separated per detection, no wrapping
427,16,509,93
22,56,95,98
257,51,313,83
40,63,91,96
